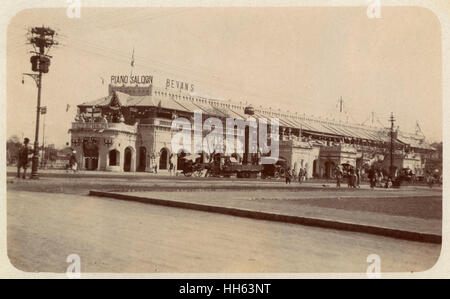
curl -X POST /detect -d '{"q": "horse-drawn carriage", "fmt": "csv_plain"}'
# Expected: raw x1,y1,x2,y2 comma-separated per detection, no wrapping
260,157,288,179
180,153,288,179
179,154,209,177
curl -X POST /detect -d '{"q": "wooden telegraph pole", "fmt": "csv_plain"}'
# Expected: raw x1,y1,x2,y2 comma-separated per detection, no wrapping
389,112,396,177
24,26,58,179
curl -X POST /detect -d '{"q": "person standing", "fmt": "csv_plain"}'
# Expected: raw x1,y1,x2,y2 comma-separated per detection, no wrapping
352,169,358,188
335,166,343,188
285,168,292,184
356,167,361,188
368,167,376,189
303,167,308,181
170,154,177,176
68,150,78,173
153,153,159,174
426,171,434,189
17,138,30,179
298,168,304,184
169,154,174,175
347,167,353,188
376,170,384,188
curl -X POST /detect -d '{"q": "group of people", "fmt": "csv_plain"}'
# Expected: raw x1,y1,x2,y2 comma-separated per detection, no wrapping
334,165,362,188
16,137,79,178
148,153,177,175
426,169,441,188
285,167,308,184
367,168,389,189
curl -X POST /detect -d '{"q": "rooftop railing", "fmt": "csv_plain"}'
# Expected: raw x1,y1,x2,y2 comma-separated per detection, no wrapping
71,122,137,134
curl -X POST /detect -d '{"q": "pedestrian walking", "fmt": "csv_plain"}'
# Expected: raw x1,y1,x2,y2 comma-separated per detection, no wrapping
16,137,30,179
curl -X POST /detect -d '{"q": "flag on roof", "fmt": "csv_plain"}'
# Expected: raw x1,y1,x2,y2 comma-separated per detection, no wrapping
131,48,135,67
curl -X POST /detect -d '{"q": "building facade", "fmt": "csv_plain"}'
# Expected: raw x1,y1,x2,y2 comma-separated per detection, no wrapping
69,84,434,177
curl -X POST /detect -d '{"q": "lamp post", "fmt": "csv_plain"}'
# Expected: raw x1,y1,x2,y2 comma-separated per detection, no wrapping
22,72,42,179
24,26,57,179
31,70,42,179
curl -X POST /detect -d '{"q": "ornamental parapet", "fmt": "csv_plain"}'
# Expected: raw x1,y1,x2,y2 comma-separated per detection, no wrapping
70,122,137,134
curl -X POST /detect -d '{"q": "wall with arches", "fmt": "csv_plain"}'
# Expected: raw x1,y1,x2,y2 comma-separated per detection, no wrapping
279,140,319,179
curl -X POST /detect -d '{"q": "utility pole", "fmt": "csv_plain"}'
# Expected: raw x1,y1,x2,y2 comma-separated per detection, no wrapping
24,26,58,179
389,112,396,177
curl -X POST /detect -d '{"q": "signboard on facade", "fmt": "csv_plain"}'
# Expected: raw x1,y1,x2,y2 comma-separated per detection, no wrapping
110,75,153,85
165,78,194,92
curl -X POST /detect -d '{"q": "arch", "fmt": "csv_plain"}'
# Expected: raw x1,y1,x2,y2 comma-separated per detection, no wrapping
124,146,135,172
313,159,318,177
83,142,99,170
159,147,170,170
109,149,120,166
138,146,146,172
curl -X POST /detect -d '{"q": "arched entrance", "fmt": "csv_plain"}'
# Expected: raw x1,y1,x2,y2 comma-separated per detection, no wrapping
109,149,120,166
138,147,146,172
159,148,169,170
124,147,132,172
83,141,99,170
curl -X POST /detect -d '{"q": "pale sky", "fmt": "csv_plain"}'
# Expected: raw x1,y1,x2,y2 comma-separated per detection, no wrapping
6,6,442,147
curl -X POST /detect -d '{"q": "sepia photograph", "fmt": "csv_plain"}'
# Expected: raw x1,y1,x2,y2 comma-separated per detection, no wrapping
1,0,448,281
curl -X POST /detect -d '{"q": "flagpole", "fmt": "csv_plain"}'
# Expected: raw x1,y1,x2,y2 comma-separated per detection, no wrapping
130,47,135,79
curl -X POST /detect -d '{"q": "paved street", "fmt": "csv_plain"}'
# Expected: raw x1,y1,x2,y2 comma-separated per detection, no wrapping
7,190,440,273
